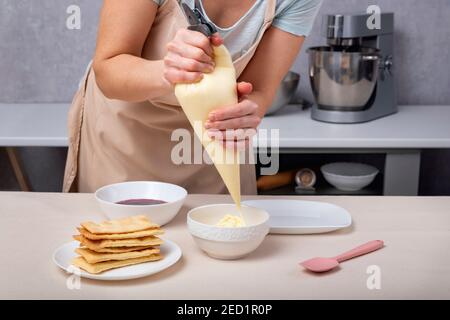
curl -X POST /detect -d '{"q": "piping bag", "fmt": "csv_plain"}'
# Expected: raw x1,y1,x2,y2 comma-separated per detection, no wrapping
175,45,241,208
175,1,242,208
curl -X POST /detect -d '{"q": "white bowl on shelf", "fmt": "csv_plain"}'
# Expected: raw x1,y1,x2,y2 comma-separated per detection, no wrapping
95,181,187,226
321,162,379,191
187,204,270,260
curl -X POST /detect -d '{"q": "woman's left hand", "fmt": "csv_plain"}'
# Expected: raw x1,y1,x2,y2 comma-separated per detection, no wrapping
204,82,261,150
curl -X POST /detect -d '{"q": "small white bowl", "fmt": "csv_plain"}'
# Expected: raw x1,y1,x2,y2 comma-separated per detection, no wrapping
95,181,187,226
321,162,379,191
187,204,270,260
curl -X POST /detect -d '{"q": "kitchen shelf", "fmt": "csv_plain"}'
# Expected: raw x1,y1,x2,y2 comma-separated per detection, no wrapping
258,170,384,196
257,153,384,196
258,184,381,196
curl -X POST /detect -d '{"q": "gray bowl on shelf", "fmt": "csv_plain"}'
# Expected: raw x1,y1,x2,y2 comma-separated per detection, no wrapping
321,162,379,191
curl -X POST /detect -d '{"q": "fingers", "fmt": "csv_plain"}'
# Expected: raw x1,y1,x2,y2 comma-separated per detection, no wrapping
237,82,253,98
206,115,261,130
178,29,214,57
207,128,256,151
207,99,258,123
163,68,203,84
164,52,214,73
210,33,224,46
206,98,259,151
167,41,213,64
168,29,214,61
205,99,261,131
186,31,214,57
164,29,221,85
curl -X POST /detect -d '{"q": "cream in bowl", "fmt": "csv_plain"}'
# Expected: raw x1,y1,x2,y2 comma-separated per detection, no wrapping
95,181,187,226
187,204,270,260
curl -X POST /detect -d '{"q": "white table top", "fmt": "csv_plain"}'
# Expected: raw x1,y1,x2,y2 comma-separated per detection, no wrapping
0,103,69,147
1,192,449,299
1,103,450,149
257,105,450,149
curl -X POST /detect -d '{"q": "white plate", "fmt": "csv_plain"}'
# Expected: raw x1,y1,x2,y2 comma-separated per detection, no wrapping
53,239,182,280
242,200,352,234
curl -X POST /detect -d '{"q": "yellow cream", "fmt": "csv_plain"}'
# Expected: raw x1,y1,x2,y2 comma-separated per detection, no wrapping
216,214,246,227
175,45,241,208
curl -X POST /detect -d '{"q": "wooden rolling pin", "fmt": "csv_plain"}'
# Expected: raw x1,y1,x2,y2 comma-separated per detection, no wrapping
257,169,297,191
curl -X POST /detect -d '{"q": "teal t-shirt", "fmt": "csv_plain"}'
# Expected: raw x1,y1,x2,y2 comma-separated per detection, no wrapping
153,0,323,60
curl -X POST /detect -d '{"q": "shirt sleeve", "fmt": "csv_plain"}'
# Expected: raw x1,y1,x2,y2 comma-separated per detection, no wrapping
272,0,323,37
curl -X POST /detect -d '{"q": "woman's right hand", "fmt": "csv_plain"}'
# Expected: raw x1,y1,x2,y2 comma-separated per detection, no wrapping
163,29,223,85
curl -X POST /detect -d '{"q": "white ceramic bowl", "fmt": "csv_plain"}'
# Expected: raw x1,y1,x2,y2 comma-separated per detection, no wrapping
95,181,187,226
321,162,379,191
187,204,270,260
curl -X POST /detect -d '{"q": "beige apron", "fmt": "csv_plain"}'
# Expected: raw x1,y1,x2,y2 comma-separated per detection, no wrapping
63,0,277,194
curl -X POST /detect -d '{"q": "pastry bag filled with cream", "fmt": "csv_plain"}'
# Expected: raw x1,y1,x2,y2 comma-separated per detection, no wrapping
175,45,241,207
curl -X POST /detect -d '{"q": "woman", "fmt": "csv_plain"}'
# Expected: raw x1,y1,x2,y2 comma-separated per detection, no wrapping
63,0,322,193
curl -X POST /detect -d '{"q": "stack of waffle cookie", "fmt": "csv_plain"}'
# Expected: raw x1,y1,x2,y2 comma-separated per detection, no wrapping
72,215,163,274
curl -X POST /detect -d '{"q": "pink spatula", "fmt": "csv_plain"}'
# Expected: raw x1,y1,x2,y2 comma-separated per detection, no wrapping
300,240,384,273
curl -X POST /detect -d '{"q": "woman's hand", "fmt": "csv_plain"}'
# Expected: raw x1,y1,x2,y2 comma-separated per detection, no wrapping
163,29,223,85
205,82,261,150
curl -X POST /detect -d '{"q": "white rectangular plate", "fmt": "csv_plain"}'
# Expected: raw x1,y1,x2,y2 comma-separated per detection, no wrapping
242,200,352,234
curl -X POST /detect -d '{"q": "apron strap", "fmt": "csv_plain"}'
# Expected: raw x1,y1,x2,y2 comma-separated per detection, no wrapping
62,61,92,192
263,0,277,25
232,0,278,73
78,60,93,96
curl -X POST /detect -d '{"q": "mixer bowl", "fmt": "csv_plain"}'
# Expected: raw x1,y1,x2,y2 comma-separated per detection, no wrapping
308,46,381,109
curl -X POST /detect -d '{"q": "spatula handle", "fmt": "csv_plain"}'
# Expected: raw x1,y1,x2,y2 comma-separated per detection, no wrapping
334,240,384,263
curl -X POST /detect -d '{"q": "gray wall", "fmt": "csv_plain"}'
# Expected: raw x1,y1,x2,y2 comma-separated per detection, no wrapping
1,0,450,104
1,0,450,193
0,0,101,103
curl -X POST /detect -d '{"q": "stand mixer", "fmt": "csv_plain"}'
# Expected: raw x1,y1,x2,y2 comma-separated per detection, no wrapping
308,13,397,123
